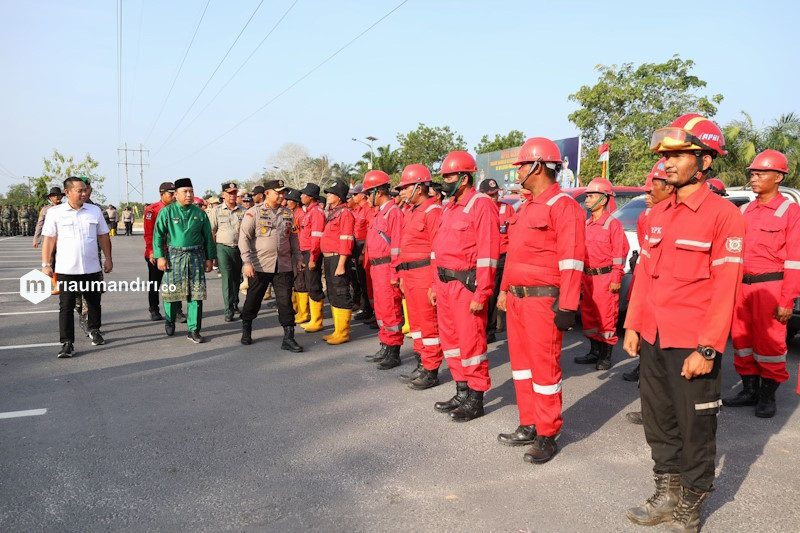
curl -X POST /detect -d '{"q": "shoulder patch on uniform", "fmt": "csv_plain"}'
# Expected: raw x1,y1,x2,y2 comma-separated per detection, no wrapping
726,237,743,253
246,212,254,218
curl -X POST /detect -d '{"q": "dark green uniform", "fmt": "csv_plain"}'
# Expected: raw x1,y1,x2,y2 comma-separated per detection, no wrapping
208,203,246,319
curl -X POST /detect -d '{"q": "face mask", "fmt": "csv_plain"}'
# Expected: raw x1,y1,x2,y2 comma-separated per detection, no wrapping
441,175,464,197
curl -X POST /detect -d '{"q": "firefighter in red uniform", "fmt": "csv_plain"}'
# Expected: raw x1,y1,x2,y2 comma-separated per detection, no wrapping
297,183,326,333
394,164,444,389
318,180,355,344
706,178,727,196
481,178,515,344
361,170,406,368
574,178,629,370
430,151,500,422
624,114,744,532
143,182,183,322
724,150,800,418
496,138,585,462
286,189,308,323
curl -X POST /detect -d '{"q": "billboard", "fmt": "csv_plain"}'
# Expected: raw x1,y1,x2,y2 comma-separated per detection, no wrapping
476,136,581,190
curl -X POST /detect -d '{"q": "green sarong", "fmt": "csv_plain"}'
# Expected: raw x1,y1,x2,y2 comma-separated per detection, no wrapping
162,245,207,303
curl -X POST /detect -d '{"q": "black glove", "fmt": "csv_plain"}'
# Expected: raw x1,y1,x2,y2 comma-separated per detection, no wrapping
629,250,639,273
554,309,576,331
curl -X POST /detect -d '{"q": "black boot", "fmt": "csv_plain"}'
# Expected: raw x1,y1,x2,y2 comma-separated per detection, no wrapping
408,368,439,390
376,345,401,370
626,473,681,526
574,339,600,364
449,388,484,422
281,326,303,353
165,321,175,337
353,309,373,321
241,321,252,345
149,309,164,321
665,486,708,532
596,342,614,370
623,363,640,382
722,374,760,407
434,381,469,413
523,435,558,463
398,352,422,384
755,378,779,418
365,343,387,362
498,424,537,446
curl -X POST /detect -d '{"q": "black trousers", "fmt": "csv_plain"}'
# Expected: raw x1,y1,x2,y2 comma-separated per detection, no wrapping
59,272,102,343
124,222,133,235
241,270,294,326
323,255,353,309
293,264,306,293
640,336,722,492
350,241,372,313
486,253,507,335
301,250,324,301
146,259,164,312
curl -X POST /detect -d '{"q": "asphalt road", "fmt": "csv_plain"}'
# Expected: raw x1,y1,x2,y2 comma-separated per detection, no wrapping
1,233,798,532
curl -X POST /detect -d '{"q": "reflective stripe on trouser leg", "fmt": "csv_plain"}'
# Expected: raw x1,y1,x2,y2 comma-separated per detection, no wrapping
371,263,404,346
733,282,790,382
441,278,490,392
403,267,443,370
507,293,535,426
581,272,619,345
435,278,465,383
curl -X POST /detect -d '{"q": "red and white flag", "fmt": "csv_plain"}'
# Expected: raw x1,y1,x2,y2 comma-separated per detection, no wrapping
597,143,610,162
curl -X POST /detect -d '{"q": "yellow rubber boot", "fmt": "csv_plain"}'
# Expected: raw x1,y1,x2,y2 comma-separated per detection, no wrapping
402,299,411,336
292,291,298,312
326,307,351,345
294,292,310,324
322,309,337,341
300,298,324,332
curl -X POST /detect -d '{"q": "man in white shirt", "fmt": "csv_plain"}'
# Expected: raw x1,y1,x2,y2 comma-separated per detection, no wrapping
42,177,113,358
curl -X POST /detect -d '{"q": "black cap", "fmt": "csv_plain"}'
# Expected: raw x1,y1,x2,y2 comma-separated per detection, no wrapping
242,194,254,203
175,178,193,189
299,183,322,199
285,188,301,202
46,186,63,197
252,185,266,195
221,182,238,192
390,189,400,197
324,180,350,202
479,178,500,194
159,181,175,193
264,179,287,192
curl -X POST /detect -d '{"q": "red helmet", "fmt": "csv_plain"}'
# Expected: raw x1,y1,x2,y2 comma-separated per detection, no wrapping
361,170,391,192
643,157,667,191
650,113,727,156
193,196,205,206
397,164,432,189
440,151,477,175
707,178,727,196
748,149,789,174
513,137,562,166
586,177,614,196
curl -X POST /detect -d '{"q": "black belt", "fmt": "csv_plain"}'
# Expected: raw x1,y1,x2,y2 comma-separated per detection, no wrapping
370,256,391,266
507,285,559,298
584,265,613,276
742,272,783,284
437,267,477,292
397,258,431,272
323,252,340,258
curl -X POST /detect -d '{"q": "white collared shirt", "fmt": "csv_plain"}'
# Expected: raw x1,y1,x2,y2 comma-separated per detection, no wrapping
42,202,110,275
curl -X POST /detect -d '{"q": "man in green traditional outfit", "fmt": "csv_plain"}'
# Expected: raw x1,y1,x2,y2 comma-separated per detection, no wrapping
153,178,216,343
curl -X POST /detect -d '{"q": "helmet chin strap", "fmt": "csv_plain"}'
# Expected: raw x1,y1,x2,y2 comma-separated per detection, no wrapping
587,194,607,211
674,152,706,189
518,161,540,188
405,183,419,205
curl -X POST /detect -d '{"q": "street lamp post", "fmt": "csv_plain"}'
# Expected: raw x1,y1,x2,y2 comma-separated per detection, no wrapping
352,136,378,170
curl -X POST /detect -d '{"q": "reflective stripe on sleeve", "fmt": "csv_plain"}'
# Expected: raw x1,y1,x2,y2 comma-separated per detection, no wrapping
546,193,569,206
558,259,585,271
612,257,625,265
785,260,800,270
422,337,440,346
754,352,787,363
410,331,422,339
533,380,562,395
640,249,651,258
461,353,487,367
603,217,613,230
340,235,354,240
425,204,442,213
711,257,744,266
430,252,436,259
463,193,489,214
391,247,401,255
311,231,324,237
376,319,384,326
476,258,498,268
775,199,792,218
443,348,460,358
512,369,533,380
675,239,711,249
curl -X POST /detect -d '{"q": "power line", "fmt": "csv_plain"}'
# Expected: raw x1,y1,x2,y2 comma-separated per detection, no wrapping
144,0,212,144
0,163,19,180
151,0,266,157
157,0,408,169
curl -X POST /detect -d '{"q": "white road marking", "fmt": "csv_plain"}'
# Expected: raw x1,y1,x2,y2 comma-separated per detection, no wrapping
0,261,39,263
0,310,58,316
0,408,47,419
0,278,23,280
0,237,17,242
0,342,61,350
0,291,21,294
563,341,583,351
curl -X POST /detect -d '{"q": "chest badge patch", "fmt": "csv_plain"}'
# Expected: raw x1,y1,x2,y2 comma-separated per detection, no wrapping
726,237,743,253
260,227,267,234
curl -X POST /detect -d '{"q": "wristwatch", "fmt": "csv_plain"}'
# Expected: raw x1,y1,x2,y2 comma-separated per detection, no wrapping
697,345,716,361
41,262,51,268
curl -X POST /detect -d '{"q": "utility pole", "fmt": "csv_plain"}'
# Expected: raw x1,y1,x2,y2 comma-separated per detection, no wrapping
117,143,149,210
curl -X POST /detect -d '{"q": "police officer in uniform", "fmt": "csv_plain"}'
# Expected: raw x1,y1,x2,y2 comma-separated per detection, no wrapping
239,180,302,351
208,182,246,321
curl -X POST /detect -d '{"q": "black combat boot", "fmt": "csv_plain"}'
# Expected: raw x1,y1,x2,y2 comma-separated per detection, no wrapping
665,486,708,532
574,339,600,364
241,321,252,345
497,424,537,446
755,378,779,418
596,342,614,370
722,374,760,407
365,343,387,362
398,352,422,384
523,435,558,463
281,326,303,352
434,381,469,413
376,345,401,370
165,321,175,337
623,363,640,382
408,368,439,390
449,388,484,422
626,472,681,526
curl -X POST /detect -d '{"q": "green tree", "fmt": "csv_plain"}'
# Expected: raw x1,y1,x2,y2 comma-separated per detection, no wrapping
397,123,467,174
4,183,34,206
568,55,723,185
41,149,107,202
331,161,356,183
355,144,403,183
474,130,526,154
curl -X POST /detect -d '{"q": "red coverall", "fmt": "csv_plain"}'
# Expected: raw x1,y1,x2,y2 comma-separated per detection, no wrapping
367,201,404,346
399,197,443,370
732,196,800,383
502,184,585,436
143,200,168,259
431,187,499,392
582,212,629,345
299,202,325,300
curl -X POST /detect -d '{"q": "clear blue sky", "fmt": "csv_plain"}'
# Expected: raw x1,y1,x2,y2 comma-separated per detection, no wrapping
1,0,797,202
